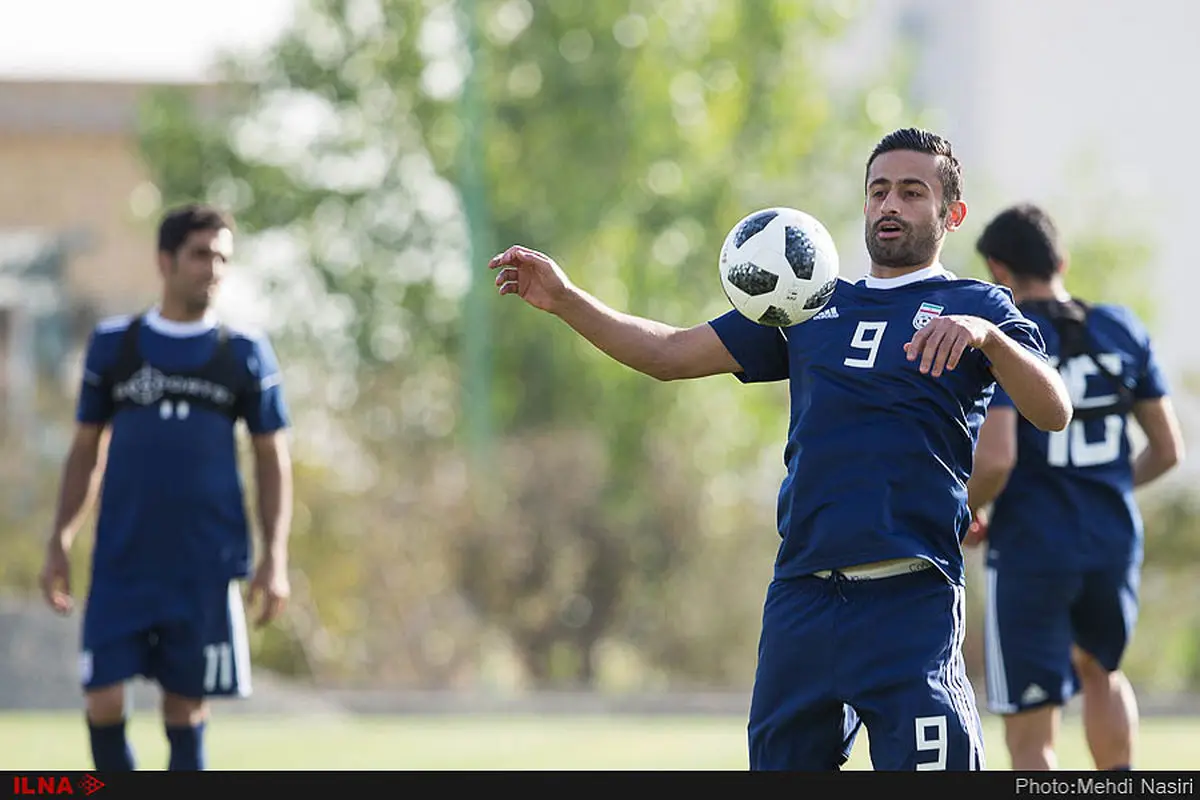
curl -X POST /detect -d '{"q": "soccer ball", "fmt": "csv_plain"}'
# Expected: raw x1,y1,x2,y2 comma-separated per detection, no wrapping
718,207,840,327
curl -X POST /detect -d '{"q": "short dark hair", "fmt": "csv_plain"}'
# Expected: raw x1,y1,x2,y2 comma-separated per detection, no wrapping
975,203,1062,281
865,127,963,207
157,203,234,255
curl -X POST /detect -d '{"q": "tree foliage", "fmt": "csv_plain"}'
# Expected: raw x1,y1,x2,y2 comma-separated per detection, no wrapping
134,0,930,688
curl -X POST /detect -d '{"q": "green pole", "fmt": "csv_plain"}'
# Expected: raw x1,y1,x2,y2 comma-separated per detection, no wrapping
458,0,492,464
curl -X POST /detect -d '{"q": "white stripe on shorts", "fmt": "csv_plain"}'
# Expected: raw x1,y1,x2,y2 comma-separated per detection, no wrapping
984,565,1015,713
948,584,985,770
228,582,253,697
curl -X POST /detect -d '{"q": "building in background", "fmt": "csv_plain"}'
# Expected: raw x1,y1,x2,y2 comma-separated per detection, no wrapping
0,80,221,312
0,79,220,445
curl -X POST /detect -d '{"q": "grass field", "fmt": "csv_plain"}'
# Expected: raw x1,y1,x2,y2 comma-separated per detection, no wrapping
1,712,1197,770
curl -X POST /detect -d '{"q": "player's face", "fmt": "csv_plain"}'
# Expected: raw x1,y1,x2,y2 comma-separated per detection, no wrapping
160,227,232,315
864,150,965,269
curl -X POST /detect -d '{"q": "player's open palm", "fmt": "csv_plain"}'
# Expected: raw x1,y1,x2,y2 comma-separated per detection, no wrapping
489,245,574,313
905,315,996,378
39,543,73,615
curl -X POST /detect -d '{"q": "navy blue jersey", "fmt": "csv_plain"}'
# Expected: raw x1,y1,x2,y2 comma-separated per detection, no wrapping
709,266,1046,586
77,311,290,590
987,303,1168,571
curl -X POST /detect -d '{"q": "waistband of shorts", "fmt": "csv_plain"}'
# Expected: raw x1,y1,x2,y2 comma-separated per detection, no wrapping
812,557,932,581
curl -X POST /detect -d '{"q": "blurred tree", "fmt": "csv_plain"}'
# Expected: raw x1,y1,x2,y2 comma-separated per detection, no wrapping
136,0,918,688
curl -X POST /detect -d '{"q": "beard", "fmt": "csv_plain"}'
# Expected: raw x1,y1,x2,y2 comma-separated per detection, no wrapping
865,216,944,268
183,290,213,316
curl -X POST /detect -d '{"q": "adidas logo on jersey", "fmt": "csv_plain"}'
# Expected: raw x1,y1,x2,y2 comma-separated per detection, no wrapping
812,306,839,321
1021,683,1048,705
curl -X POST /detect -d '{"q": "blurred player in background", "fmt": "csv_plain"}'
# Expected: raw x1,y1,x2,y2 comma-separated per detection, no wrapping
489,128,1072,770
966,203,1185,770
38,204,294,771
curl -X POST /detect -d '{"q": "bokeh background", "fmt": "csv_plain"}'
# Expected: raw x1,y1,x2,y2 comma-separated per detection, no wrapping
0,0,1198,771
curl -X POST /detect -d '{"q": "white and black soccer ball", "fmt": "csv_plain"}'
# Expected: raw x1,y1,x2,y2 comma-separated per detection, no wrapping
718,207,840,327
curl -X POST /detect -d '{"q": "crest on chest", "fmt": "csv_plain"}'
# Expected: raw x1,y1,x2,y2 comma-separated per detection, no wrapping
912,301,945,330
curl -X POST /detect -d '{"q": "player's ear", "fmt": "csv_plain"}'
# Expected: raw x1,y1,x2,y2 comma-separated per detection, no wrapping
1058,251,1070,277
944,200,968,231
156,249,173,277
985,257,1011,286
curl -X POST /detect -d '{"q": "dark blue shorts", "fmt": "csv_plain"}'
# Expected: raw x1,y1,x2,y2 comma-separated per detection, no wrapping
80,580,253,700
748,565,985,771
982,561,1140,715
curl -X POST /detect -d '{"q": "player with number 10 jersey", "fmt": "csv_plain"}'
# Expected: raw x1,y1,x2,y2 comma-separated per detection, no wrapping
985,304,1168,571
967,204,1183,772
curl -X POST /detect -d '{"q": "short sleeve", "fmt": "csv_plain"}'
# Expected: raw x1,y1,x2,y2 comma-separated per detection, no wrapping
76,328,117,425
980,286,1048,366
236,333,291,434
707,309,789,383
1131,321,1169,401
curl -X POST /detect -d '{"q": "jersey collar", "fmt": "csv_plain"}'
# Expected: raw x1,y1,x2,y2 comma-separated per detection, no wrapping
862,262,955,290
144,307,219,338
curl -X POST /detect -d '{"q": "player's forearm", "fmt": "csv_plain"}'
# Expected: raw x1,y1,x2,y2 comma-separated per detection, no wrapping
254,446,293,563
982,333,1071,432
50,445,103,548
1132,446,1181,487
966,469,1009,513
552,287,686,380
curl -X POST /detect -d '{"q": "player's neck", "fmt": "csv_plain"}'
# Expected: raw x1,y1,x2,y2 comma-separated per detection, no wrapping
1011,279,1070,305
868,260,938,279
156,301,211,324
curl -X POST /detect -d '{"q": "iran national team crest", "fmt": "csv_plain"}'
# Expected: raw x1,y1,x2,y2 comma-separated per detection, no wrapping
912,301,945,330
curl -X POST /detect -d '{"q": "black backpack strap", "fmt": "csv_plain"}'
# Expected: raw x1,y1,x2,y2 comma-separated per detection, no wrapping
1020,298,1135,421
209,323,257,416
117,313,144,354
104,313,147,389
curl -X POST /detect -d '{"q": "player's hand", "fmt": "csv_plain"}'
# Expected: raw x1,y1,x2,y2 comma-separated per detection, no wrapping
489,245,575,314
964,507,989,548
904,315,997,378
39,541,73,616
247,557,290,628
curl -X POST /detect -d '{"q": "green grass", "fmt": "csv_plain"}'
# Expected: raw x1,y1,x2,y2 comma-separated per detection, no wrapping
0,712,1196,770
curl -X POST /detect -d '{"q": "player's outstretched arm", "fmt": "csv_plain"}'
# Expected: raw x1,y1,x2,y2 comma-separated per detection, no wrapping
1131,396,1185,487
490,245,742,381
40,423,108,614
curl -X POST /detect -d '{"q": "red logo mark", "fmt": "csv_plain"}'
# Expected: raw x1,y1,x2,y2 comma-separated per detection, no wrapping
77,776,104,796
